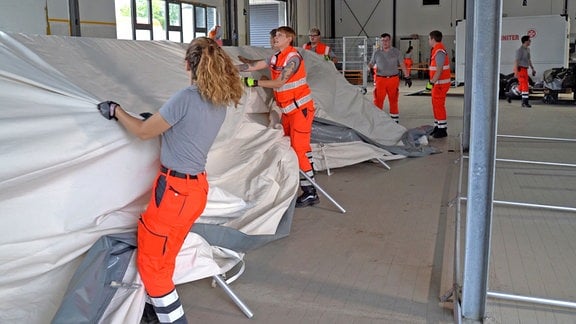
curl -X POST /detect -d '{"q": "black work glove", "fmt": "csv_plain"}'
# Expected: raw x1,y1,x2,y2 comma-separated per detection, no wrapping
97,101,119,120
404,77,412,88
140,112,153,120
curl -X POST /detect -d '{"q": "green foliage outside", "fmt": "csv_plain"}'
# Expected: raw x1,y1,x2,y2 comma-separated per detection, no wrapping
119,0,181,28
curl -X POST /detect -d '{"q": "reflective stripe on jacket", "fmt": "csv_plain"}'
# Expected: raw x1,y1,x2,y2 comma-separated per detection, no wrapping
270,47,312,114
429,43,451,85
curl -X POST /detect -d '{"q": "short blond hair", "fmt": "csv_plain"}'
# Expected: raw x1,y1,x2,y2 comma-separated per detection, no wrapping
309,27,321,36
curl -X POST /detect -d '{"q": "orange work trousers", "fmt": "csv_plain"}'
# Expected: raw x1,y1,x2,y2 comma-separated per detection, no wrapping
373,75,400,114
137,169,208,297
404,58,413,76
517,67,529,93
281,101,315,173
431,82,450,121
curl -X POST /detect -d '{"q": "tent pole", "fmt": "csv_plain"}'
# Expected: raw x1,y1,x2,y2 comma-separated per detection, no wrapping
300,170,346,213
212,275,254,318
373,157,391,170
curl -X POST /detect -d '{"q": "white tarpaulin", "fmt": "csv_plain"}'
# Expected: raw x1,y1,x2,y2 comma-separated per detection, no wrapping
0,32,298,323
0,32,411,323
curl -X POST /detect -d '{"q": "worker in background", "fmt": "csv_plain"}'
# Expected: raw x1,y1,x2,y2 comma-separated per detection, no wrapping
208,25,223,46
238,26,319,208
404,45,414,77
368,33,411,123
507,35,536,107
97,37,243,323
426,30,450,138
303,27,338,64
269,28,277,49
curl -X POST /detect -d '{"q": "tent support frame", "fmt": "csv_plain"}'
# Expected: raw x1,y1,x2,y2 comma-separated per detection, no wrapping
300,170,346,213
212,274,254,318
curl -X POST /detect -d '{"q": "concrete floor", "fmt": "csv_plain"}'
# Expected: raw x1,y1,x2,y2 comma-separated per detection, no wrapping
177,80,576,323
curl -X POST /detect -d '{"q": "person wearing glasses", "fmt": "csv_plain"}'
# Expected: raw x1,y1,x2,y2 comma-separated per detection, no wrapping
303,27,338,63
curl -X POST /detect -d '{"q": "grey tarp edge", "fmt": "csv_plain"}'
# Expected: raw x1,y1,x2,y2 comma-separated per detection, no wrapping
312,117,440,157
52,202,295,323
52,232,137,324
191,198,295,253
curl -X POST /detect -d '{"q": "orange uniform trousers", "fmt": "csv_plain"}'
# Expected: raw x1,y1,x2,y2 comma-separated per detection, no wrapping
137,169,208,297
373,75,400,114
281,101,315,173
404,58,413,76
431,82,450,122
517,67,529,93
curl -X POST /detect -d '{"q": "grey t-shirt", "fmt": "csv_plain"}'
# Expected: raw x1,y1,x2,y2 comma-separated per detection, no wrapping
515,46,531,68
369,47,403,76
159,85,226,175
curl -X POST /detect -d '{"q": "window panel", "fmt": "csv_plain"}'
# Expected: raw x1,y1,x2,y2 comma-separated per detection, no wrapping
116,0,218,43
195,7,206,29
169,2,181,27
182,3,194,43
135,0,151,24
136,29,152,40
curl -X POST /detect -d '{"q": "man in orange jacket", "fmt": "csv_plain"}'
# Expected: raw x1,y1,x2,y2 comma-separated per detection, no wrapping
427,30,451,138
238,26,319,208
303,27,338,64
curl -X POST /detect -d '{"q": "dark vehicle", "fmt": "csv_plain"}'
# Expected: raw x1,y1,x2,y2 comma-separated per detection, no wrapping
498,72,534,100
541,64,576,104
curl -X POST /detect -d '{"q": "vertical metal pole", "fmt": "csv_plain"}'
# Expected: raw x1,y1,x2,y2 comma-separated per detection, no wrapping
461,0,474,151
68,0,81,36
461,0,502,321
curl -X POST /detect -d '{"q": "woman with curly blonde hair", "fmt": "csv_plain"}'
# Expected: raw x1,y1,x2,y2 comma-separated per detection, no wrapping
97,37,243,323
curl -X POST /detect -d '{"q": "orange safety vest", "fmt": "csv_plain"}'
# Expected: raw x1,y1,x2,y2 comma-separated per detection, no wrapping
269,46,313,114
303,42,330,56
429,43,451,85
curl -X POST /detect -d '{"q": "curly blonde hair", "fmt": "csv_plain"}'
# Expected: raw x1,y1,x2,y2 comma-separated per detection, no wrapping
185,37,243,106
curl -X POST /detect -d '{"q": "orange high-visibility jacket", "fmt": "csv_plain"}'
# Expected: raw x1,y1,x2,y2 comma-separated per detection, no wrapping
303,42,330,56
269,46,313,114
429,43,451,85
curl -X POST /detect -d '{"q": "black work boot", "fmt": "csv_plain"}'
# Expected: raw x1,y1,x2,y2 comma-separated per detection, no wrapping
141,303,160,324
432,127,448,138
521,98,532,108
296,186,319,208
430,126,438,137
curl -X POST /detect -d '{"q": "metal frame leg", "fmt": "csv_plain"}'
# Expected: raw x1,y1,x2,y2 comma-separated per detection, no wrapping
300,170,346,213
318,143,333,176
212,274,254,319
373,157,391,170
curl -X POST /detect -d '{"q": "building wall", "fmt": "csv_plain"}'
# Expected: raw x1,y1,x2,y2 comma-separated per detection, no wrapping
328,0,576,67
0,0,48,34
1,0,575,46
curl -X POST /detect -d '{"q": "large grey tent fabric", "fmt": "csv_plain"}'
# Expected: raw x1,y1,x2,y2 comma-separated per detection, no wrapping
0,32,298,323
0,32,430,323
